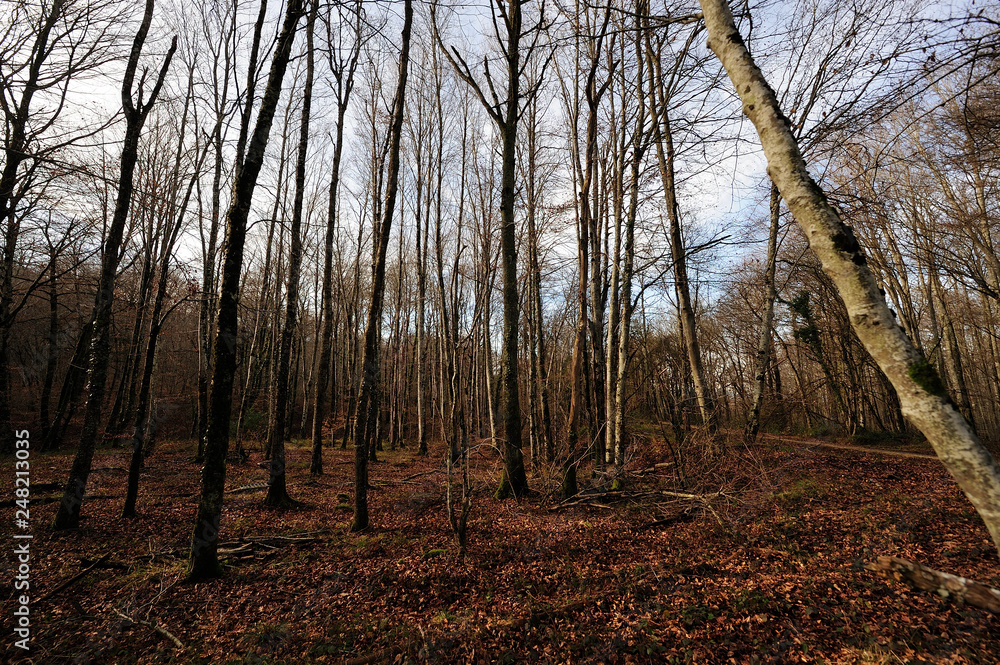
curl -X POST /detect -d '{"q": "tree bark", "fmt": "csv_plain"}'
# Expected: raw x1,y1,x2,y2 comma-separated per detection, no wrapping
698,0,1000,558
350,0,413,532
265,0,317,508
53,0,176,530
311,3,360,474
495,2,528,500
188,0,303,580
123,61,200,518
744,185,781,443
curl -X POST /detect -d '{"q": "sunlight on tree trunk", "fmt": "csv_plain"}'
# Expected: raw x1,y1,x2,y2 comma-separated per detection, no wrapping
697,0,1000,559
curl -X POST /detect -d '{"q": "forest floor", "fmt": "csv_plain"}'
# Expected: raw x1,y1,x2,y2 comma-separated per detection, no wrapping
2,427,999,664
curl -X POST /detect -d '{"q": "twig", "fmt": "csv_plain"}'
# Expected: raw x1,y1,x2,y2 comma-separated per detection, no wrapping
113,608,186,649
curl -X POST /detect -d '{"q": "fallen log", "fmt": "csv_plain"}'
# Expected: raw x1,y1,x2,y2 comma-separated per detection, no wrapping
864,555,1000,613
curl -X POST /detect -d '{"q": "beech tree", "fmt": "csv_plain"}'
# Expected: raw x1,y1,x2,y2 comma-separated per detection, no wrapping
350,0,414,532
432,0,552,499
53,0,176,530
697,0,1000,558
265,0,318,507
310,0,363,475
189,0,304,580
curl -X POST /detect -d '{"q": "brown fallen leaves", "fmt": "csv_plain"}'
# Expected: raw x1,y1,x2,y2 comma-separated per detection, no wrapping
2,432,998,664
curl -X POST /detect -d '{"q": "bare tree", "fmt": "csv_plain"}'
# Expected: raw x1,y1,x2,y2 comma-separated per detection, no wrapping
265,0,318,507
0,0,121,452
698,0,1000,559
188,0,304,580
310,0,363,475
123,57,206,517
433,0,551,499
350,0,414,532
53,0,177,530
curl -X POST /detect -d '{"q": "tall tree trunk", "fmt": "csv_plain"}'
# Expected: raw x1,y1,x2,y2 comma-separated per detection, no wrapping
494,2,528,500
311,4,360,474
265,0,317,508
107,211,157,439
123,61,200,518
351,0,413,532
698,0,1000,558
53,1,176,530
415,130,430,456
39,255,59,443
652,104,715,433
188,0,303,580
613,11,647,481
0,0,70,453
43,316,93,451
563,6,611,500
745,185,781,443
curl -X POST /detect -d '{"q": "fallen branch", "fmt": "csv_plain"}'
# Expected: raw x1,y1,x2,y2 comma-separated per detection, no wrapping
113,608,186,649
638,462,676,475
659,490,720,501
550,489,722,514
864,556,1000,613
638,508,695,531
216,531,329,560
38,554,110,603
2,494,115,507
78,556,129,570
227,484,269,494
401,468,447,482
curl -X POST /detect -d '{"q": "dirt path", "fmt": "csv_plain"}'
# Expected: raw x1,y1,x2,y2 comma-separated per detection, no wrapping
762,432,939,460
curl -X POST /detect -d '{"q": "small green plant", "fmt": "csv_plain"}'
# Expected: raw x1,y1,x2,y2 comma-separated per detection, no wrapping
775,477,823,504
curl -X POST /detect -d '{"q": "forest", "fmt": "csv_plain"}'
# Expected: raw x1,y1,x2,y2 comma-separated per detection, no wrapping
2,0,1000,662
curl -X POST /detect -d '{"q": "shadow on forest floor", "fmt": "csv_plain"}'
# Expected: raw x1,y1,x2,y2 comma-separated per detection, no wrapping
3,429,998,664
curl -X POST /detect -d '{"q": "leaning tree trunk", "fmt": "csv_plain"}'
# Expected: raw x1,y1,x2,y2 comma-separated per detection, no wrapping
654,107,715,434
53,0,176,530
698,0,1000,559
188,0,303,581
350,0,413,533
122,65,201,518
